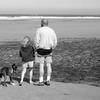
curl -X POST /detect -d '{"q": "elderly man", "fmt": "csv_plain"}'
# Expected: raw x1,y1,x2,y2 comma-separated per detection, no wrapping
34,19,57,86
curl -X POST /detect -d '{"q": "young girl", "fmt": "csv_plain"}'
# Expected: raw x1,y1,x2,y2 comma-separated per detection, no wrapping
19,36,35,86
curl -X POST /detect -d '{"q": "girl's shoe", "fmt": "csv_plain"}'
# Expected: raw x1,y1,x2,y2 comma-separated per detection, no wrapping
10,82,16,86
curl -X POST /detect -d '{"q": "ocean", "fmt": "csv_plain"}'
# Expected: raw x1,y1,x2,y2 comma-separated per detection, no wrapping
0,16,100,41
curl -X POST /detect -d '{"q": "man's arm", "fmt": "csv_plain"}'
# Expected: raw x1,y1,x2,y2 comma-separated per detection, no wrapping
52,32,57,49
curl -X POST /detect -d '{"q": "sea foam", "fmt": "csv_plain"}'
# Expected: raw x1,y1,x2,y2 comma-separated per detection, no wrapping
0,16,100,20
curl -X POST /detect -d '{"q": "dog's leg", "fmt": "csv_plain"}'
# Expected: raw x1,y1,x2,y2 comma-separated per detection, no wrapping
0,74,2,85
3,72,7,87
9,74,16,85
0,78,2,85
9,74,14,83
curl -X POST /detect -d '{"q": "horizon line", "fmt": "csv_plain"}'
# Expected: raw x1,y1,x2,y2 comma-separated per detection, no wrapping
0,14,100,16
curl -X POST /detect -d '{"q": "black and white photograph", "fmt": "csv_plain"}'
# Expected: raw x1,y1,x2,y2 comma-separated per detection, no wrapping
0,0,100,100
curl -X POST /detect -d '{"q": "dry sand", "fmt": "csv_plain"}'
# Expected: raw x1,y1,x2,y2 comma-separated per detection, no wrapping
0,81,100,100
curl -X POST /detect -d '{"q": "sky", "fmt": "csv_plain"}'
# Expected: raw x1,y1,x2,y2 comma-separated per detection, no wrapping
0,0,100,15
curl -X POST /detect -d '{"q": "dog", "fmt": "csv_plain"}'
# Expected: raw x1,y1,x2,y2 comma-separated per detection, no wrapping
0,64,17,87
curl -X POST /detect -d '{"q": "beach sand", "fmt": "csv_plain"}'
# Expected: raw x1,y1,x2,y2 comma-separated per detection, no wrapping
0,81,100,100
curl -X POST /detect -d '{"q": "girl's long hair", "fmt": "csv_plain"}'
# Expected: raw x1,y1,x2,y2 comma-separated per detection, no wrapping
24,36,31,45
21,36,31,47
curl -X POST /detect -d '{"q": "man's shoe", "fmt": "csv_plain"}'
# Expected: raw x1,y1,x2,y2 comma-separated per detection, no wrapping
19,82,22,86
34,82,44,86
44,81,50,86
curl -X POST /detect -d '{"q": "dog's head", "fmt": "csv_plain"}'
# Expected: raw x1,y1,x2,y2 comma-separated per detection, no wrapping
12,64,17,71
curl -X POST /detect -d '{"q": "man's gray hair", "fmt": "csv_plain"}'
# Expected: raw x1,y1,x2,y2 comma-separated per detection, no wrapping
41,19,48,26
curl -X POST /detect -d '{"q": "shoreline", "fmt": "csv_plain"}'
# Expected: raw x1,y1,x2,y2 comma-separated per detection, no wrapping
0,37,100,43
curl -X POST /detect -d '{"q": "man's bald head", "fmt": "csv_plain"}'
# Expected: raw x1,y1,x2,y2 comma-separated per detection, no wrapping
41,19,48,27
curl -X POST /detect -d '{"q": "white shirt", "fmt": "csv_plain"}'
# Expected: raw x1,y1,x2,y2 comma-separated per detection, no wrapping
35,26,57,49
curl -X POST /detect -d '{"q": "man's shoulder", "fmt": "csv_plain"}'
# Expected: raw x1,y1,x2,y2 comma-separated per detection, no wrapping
44,27,55,32
38,26,52,30
36,26,55,34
